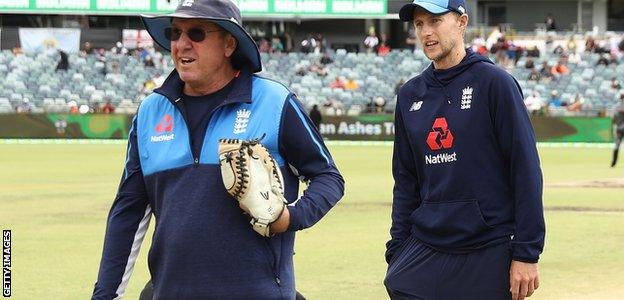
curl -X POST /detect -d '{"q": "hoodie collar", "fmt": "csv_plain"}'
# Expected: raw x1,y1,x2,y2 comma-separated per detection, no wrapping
424,48,493,86
154,68,253,105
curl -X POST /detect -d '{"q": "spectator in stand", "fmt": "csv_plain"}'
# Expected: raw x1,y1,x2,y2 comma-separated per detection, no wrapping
102,101,115,114
16,99,31,113
299,35,316,54
374,96,386,113
545,13,557,31
144,55,156,67
585,36,596,53
344,77,359,91
567,93,588,112
526,45,540,58
548,90,563,107
56,50,69,71
597,54,610,66
295,66,307,76
310,62,327,77
471,36,488,55
363,27,379,53
491,37,509,66
329,76,345,89
110,61,121,74
525,58,535,69
320,52,334,65
271,37,284,53
553,45,564,55
81,42,93,57
313,34,326,54
112,42,128,55
258,38,270,53
539,61,554,82
528,68,541,82
12,43,23,56
96,48,107,62
68,100,79,114
377,34,391,56
611,77,622,90
567,37,577,53
309,104,322,130
551,60,569,76
142,78,158,95
524,91,544,115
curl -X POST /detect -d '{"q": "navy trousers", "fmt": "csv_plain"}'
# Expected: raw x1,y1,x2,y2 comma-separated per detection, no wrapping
384,236,511,300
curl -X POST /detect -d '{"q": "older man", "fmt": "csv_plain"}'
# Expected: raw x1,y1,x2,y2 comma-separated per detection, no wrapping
384,1,545,300
91,0,344,299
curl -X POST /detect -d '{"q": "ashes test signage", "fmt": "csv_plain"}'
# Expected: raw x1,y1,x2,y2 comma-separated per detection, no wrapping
0,0,387,16
320,115,395,141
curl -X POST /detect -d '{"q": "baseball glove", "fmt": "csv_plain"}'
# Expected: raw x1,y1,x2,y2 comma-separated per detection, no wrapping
218,136,287,237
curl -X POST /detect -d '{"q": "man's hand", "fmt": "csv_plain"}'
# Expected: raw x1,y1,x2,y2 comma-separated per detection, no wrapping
269,207,290,234
510,260,540,300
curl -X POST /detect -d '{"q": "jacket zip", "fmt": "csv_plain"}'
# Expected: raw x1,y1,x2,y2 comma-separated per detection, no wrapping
172,97,196,165
262,239,281,287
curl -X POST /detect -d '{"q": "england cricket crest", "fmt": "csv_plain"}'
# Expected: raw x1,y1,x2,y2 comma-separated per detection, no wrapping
233,109,251,134
461,86,473,110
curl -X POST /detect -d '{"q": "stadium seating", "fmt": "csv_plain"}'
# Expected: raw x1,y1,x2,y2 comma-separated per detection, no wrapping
0,48,622,115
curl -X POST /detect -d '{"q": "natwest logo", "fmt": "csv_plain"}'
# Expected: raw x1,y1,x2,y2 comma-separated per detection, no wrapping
151,114,175,143
155,114,173,133
426,117,454,150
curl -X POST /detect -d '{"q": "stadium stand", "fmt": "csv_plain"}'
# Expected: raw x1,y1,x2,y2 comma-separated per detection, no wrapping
0,43,622,116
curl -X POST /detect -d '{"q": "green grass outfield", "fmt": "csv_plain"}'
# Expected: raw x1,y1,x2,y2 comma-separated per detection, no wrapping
1,143,623,299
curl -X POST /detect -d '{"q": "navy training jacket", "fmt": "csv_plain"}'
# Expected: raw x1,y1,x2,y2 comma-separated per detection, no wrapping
386,49,545,264
92,69,344,299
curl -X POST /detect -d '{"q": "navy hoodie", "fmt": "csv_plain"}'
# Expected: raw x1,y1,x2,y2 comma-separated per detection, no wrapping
386,49,545,264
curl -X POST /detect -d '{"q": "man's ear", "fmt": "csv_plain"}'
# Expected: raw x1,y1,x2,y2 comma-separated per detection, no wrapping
458,14,469,30
225,34,238,57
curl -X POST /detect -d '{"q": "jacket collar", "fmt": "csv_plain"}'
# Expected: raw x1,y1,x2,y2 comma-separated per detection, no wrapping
154,68,253,105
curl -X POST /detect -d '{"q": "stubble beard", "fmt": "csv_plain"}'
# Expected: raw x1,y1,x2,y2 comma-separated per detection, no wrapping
430,39,456,65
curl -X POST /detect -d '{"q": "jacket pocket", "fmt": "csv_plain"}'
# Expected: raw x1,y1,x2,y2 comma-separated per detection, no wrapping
410,199,492,247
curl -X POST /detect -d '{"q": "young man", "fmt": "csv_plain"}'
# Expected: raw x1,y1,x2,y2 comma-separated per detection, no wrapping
611,93,624,167
384,1,545,300
91,0,344,299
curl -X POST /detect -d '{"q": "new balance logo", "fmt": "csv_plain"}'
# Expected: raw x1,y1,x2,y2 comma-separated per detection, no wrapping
260,191,269,200
461,86,473,110
410,100,423,112
234,109,251,134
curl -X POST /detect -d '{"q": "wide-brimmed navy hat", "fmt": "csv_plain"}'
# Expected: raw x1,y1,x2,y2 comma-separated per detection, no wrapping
141,0,262,73
399,0,467,21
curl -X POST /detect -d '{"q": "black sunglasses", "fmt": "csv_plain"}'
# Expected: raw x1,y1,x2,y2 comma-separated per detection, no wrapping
164,27,224,42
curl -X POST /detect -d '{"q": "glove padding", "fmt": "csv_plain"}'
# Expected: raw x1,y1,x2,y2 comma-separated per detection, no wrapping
218,137,287,236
